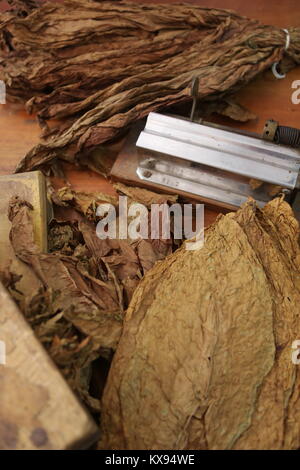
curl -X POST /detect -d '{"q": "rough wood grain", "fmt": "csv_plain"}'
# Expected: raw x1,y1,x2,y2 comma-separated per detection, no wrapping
0,281,99,450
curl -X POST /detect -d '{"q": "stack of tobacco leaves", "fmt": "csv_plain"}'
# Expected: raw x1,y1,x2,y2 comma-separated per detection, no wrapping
3,182,300,449
0,0,299,173
99,197,300,450
2,184,178,413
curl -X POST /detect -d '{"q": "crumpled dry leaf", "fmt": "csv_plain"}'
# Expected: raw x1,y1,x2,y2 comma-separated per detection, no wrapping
51,186,118,221
249,178,263,190
113,182,178,207
6,0,39,17
50,184,175,284
6,185,177,412
0,265,22,291
7,196,123,410
99,197,300,450
194,98,257,122
0,1,299,171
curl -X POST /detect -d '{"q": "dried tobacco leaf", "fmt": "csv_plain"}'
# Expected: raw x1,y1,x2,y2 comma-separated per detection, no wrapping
99,198,300,450
0,1,299,171
8,197,124,344
6,184,177,411
51,184,176,282
5,0,39,18
51,186,118,221
48,220,78,254
113,182,178,207
7,196,123,409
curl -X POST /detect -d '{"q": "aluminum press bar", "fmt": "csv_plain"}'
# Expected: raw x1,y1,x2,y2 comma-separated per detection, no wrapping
136,113,300,189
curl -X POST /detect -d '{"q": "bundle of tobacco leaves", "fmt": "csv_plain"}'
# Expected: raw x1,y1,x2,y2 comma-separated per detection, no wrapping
99,197,300,450
0,0,299,173
2,184,178,412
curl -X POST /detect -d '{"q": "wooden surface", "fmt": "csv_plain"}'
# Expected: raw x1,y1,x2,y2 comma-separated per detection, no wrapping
0,0,299,226
0,281,99,449
0,171,48,297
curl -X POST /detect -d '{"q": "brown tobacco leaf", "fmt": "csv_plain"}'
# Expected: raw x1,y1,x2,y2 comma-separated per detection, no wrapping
48,221,77,254
266,184,283,197
7,197,125,411
7,186,176,411
0,1,299,171
51,186,118,221
249,180,283,198
7,196,123,410
99,198,300,450
78,220,141,306
249,178,263,190
8,197,123,347
113,182,178,207
195,98,257,122
6,0,39,17
50,184,175,282
79,141,123,178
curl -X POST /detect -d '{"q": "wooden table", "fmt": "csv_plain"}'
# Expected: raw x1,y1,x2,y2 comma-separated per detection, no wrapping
0,0,299,226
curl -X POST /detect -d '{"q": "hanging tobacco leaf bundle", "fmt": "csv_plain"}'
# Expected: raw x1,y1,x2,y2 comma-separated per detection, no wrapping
0,0,299,172
99,197,300,450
